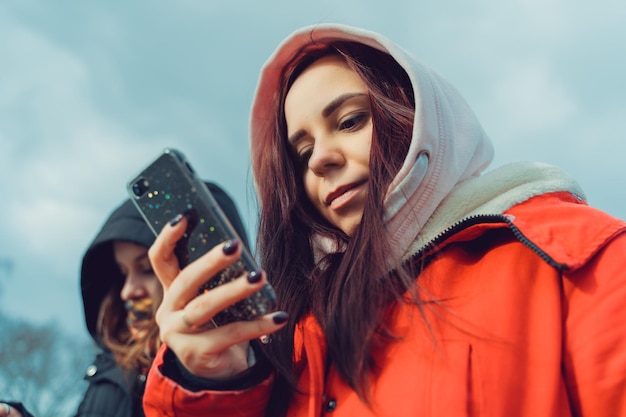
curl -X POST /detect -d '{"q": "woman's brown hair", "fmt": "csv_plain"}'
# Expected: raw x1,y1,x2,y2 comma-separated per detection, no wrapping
97,282,162,379
255,40,417,415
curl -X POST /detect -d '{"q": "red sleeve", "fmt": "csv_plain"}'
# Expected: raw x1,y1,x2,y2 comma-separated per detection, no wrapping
143,344,273,417
563,231,626,415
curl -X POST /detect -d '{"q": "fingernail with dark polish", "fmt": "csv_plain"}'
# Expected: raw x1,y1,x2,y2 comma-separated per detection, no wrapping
272,311,288,325
222,239,239,255
247,270,263,284
169,214,184,227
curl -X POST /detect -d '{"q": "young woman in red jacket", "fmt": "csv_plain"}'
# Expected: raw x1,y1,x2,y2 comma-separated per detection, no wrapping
142,24,626,417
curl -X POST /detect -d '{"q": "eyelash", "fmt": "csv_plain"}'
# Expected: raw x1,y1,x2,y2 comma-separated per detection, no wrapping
339,112,368,131
296,148,313,168
295,112,369,167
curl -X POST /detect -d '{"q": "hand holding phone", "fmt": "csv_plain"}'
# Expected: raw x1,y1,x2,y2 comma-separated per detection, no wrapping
127,148,277,327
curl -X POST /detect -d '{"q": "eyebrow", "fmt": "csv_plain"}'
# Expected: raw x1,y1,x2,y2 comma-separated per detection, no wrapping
115,252,149,270
120,252,149,265
287,92,368,145
322,92,367,117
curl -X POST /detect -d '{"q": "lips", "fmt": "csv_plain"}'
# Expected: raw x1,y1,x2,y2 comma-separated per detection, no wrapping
125,298,154,326
325,180,366,206
125,299,154,339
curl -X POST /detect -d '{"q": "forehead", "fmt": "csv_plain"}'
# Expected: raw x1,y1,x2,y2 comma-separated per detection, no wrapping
288,54,358,90
113,241,148,261
284,55,367,116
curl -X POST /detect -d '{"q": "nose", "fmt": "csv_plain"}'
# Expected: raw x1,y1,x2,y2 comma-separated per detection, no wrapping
120,271,148,301
308,137,345,177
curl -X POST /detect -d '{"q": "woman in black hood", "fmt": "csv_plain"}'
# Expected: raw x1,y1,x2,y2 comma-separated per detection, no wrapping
1,182,250,417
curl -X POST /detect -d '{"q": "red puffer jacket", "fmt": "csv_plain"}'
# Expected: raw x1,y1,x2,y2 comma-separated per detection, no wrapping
144,191,626,417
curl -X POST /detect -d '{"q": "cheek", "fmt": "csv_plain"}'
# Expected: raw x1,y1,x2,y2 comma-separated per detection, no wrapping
360,130,373,164
147,277,162,300
303,174,323,211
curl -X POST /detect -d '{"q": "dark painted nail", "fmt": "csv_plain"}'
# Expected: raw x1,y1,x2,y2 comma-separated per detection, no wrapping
169,214,184,227
272,311,288,325
222,239,239,255
247,270,263,284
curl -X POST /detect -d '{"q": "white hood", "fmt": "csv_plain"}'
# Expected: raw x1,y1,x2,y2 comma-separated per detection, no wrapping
250,24,494,261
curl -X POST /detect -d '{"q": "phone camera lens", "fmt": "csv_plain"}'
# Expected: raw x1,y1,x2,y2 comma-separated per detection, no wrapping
132,179,150,197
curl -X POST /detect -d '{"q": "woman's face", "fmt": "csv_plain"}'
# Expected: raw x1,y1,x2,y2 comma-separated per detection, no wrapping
113,241,161,334
285,55,372,236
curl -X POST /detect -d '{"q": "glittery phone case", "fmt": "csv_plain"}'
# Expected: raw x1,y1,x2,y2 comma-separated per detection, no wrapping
127,148,276,326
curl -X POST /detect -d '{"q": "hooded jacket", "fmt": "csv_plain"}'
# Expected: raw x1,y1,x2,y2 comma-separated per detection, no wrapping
143,24,626,416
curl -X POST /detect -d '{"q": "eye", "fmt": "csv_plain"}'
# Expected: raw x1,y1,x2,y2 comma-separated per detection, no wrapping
296,147,313,169
339,112,369,132
116,263,128,277
139,261,155,276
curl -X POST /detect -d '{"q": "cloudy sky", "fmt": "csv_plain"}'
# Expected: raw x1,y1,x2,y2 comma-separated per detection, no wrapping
1,0,625,339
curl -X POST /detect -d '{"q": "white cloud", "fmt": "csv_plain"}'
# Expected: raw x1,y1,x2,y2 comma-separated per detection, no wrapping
0,19,88,107
0,11,172,279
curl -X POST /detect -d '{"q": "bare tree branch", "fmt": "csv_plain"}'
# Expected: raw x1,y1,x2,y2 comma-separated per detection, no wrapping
0,312,97,417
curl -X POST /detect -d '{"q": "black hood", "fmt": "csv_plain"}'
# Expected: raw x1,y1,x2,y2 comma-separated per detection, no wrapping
80,182,250,343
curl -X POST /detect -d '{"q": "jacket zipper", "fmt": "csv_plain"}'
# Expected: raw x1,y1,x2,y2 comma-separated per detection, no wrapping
404,214,569,271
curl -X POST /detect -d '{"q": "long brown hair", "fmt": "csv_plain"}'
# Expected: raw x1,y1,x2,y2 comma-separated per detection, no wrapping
97,282,162,378
255,40,416,414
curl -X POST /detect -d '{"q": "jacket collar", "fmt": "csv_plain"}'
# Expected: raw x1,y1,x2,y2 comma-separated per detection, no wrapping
404,161,586,260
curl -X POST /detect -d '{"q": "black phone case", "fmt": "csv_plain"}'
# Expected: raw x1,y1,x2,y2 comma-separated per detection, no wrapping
127,148,276,326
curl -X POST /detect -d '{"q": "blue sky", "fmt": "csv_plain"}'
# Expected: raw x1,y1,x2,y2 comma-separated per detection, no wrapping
1,0,625,339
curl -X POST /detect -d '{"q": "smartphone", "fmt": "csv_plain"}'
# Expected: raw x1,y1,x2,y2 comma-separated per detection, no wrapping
127,148,277,327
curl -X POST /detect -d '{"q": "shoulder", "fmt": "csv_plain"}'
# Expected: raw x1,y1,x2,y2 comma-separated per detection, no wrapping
507,191,626,270
83,351,133,390
76,351,136,416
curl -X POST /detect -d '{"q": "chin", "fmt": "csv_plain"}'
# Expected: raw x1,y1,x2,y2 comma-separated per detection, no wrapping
340,219,362,237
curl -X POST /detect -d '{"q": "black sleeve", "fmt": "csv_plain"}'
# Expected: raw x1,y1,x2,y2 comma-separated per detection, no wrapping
160,341,273,392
